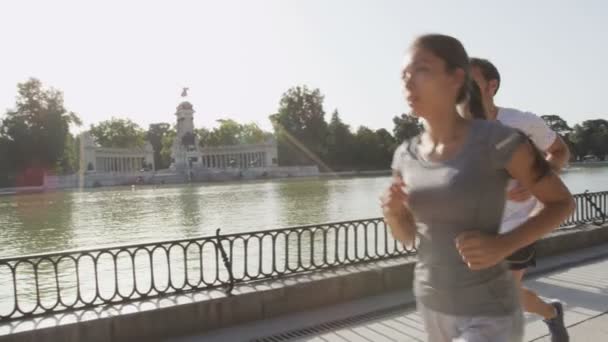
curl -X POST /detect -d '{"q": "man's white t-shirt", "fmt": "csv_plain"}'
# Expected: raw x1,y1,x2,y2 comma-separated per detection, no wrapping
497,107,557,234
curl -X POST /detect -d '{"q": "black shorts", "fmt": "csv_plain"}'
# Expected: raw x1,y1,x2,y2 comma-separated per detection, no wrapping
506,244,536,270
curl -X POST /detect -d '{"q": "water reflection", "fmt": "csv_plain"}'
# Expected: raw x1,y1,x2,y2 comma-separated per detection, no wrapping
0,192,74,257
177,185,202,236
274,178,330,227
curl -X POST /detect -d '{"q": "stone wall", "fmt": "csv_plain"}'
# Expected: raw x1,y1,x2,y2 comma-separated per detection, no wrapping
41,165,320,190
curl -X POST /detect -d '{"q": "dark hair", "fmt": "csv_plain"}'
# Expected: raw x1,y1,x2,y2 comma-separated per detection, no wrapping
470,57,501,95
412,34,485,117
468,81,485,119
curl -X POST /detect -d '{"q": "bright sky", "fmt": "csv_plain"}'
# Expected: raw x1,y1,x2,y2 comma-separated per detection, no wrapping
1,0,607,133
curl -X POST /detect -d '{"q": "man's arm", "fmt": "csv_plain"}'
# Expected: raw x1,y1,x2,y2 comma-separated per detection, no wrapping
544,135,570,171
505,110,570,202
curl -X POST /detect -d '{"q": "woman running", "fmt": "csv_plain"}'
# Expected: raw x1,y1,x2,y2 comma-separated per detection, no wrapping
381,34,574,342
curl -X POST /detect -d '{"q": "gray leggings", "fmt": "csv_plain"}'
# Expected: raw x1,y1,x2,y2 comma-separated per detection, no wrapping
418,302,524,342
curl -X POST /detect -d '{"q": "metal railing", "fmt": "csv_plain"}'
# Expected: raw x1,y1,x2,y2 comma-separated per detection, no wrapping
0,191,606,322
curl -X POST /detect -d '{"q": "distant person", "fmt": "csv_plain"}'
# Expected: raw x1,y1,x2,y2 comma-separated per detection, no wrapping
471,57,571,341
381,34,574,342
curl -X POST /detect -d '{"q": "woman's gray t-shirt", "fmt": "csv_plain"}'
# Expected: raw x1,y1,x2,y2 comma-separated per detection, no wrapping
391,119,527,316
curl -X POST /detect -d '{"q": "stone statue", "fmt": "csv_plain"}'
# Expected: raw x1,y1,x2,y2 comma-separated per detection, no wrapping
181,87,189,97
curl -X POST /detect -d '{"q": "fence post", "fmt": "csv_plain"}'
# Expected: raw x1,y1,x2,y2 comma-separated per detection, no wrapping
583,190,607,226
215,228,235,295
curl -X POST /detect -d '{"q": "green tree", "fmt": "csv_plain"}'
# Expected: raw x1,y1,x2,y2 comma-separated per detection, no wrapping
208,119,242,146
269,86,329,167
0,78,81,177
196,120,271,148
541,115,576,161
392,113,423,143
89,117,145,148
326,110,355,170
240,122,271,145
147,123,171,169
352,126,395,170
375,128,397,166
160,128,176,168
0,134,12,186
541,115,572,136
569,119,608,161
57,133,80,174
196,127,212,148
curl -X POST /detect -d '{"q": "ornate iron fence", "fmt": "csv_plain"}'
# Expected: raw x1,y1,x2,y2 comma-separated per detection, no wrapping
0,191,606,322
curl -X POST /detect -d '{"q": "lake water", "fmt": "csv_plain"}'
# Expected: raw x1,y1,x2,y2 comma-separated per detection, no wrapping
0,166,606,258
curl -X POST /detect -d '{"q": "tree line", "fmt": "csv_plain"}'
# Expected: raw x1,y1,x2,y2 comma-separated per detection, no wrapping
1,79,606,186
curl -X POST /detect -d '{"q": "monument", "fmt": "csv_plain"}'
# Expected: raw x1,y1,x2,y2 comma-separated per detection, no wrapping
81,88,280,184
170,88,202,172
80,131,155,173
169,88,279,172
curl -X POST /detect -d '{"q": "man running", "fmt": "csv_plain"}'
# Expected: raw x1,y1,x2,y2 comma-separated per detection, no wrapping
471,57,571,342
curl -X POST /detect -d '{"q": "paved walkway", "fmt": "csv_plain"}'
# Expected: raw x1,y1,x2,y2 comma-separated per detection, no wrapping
172,245,608,342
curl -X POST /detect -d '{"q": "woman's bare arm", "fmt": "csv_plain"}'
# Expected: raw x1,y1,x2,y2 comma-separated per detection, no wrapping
381,171,417,247
501,141,575,250
456,141,574,270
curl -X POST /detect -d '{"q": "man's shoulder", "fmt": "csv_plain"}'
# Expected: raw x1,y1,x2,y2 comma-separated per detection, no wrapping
497,107,544,132
497,107,557,150
497,107,540,124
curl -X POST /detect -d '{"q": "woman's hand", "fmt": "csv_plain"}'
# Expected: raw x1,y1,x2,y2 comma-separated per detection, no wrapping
381,179,409,215
381,177,416,246
455,231,514,271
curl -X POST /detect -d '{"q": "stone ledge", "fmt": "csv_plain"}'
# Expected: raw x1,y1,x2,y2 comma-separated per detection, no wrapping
1,224,607,342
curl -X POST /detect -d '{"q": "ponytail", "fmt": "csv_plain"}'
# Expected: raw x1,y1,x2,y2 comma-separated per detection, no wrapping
467,80,486,119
